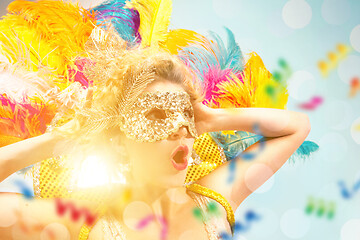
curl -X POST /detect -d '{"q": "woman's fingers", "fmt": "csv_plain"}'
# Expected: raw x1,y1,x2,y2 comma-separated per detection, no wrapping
192,102,213,135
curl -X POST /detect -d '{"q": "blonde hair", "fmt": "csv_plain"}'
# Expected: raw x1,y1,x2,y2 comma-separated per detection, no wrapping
52,37,204,146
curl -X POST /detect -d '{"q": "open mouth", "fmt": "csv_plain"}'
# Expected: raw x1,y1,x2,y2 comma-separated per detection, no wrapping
171,145,189,171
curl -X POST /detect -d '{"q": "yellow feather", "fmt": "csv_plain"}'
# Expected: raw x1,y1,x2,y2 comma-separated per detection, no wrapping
7,0,96,52
0,135,23,148
215,52,289,109
126,0,172,48
161,29,206,54
0,17,69,89
0,0,96,89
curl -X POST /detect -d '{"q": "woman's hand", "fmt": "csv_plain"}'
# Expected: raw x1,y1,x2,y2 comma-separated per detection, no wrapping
192,101,215,136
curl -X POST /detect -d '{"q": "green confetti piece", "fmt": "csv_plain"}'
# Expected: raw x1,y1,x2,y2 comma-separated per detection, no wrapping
305,197,314,214
272,71,281,82
278,58,288,69
193,208,203,219
207,202,218,215
317,200,325,217
265,85,275,96
327,202,336,220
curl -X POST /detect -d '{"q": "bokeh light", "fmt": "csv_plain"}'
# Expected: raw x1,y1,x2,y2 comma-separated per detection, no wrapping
350,25,360,53
282,0,312,29
280,209,310,239
287,71,317,101
341,219,360,240
0,195,19,227
321,0,351,25
337,55,360,84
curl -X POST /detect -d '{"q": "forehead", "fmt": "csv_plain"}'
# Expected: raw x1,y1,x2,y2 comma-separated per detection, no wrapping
143,80,186,93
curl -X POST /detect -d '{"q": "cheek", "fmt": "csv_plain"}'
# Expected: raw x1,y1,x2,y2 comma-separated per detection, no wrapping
127,141,171,168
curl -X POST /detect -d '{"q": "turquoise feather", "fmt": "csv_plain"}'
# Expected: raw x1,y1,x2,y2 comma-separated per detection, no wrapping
91,0,141,44
209,131,319,163
287,140,319,164
178,27,244,83
209,131,263,160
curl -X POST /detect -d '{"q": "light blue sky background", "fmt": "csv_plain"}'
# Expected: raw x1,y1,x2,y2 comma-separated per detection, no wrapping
0,0,359,239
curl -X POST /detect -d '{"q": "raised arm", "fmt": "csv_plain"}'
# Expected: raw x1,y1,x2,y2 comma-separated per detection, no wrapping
0,132,65,182
193,105,311,211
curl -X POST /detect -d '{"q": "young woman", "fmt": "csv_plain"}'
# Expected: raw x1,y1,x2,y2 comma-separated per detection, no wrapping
0,46,311,239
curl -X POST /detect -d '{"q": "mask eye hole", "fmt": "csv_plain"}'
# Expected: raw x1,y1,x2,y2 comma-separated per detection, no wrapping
145,108,167,120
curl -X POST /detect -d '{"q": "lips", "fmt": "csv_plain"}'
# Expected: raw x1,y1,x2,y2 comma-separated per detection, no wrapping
170,145,189,171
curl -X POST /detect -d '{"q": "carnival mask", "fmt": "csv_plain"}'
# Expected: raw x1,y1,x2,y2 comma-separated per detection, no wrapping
119,91,198,143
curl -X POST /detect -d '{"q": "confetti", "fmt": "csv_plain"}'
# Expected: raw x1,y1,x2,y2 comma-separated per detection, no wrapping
271,58,292,86
305,196,336,219
192,201,221,222
265,58,292,104
298,96,323,110
13,179,34,199
349,77,360,98
55,198,97,226
317,43,352,77
338,179,360,199
219,209,261,239
136,214,168,240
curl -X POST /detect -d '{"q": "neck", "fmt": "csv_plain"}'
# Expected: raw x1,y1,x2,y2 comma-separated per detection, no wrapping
111,180,178,222
131,180,169,205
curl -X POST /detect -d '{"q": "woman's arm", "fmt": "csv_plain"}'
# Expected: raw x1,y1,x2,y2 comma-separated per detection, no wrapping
205,106,309,137
0,132,65,182
194,105,311,211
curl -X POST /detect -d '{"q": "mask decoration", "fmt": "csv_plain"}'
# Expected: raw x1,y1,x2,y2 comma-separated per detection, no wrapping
119,91,198,142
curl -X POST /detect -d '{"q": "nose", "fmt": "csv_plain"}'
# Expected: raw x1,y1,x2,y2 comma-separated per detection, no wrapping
168,125,189,140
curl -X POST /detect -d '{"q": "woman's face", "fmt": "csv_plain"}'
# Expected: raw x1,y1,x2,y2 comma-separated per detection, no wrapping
120,80,196,188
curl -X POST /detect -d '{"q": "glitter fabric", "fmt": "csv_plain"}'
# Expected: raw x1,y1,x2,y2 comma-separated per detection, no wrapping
186,183,235,231
119,91,198,143
187,191,231,240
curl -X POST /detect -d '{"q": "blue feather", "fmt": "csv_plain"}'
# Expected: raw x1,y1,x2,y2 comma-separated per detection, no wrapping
287,141,319,164
179,45,213,82
210,131,319,164
178,27,244,83
224,27,243,71
90,0,141,45
209,131,263,160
